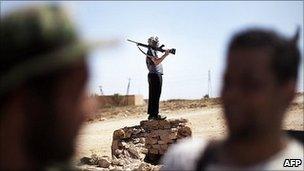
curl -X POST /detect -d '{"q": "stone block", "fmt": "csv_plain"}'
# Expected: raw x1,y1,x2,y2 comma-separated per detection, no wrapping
178,125,192,137
141,148,148,154
114,149,123,156
158,140,166,145
152,144,160,149
145,137,158,145
127,145,141,159
98,158,111,168
168,131,178,140
158,120,170,129
125,129,133,138
149,148,158,154
160,144,168,150
113,129,125,140
112,140,119,151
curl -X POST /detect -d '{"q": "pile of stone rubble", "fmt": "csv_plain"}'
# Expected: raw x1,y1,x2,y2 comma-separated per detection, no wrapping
78,118,192,171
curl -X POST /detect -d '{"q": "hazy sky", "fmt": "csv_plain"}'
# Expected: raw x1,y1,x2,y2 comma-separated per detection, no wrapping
1,1,303,100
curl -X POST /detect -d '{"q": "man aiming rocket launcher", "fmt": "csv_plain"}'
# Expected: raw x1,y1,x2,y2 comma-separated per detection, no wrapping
128,37,175,120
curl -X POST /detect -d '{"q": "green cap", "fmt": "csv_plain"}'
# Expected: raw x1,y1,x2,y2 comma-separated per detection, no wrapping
0,4,116,96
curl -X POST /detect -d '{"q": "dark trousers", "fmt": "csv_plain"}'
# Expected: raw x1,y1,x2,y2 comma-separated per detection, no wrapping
148,73,162,117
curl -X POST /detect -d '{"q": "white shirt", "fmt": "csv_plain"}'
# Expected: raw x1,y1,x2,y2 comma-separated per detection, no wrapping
161,137,304,171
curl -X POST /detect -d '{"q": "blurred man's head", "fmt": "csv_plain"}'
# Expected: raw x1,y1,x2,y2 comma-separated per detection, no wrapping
0,5,90,169
221,28,301,141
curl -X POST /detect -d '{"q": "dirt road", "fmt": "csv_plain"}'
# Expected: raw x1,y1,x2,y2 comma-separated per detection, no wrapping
74,100,303,161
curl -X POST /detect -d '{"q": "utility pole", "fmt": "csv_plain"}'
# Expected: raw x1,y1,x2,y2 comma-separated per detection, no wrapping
99,85,104,95
125,78,131,105
208,70,212,98
126,78,131,96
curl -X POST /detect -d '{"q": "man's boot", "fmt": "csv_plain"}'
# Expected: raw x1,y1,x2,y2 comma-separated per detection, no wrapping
148,115,157,120
156,114,166,120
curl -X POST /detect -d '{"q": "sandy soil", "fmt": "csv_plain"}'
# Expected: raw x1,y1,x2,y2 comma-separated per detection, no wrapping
73,95,303,162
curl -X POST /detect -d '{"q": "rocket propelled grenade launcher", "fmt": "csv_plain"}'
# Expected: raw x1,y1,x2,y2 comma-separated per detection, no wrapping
127,39,176,55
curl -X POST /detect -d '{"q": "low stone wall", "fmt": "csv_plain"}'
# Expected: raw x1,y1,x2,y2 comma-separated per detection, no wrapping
78,118,192,170
112,118,192,164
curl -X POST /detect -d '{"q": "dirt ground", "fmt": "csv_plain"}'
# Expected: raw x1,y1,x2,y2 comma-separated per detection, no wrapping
73,94,303,162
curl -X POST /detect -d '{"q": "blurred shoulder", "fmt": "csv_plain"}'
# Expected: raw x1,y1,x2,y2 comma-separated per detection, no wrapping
262,137,304,170
284,138,303,157
161,138,208,171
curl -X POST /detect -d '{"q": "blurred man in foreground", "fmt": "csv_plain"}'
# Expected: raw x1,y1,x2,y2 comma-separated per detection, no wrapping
0,5,106,170
161,28,303,170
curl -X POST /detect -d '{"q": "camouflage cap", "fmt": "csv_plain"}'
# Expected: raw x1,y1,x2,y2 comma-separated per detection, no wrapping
0,4,115,96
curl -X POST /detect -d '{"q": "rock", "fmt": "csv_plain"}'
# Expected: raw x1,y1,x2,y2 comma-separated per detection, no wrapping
145,144,152,149
109,166,123,171
133,128,142,135
133,138,140,144
118,159,125,166
139,137,145,143
137,163,152,171
123,149,131,158
149,148,158,154
160,133,170,141
168,131,177,140
158,140,165,145
141,148,149,154
179,118,188,123
123,158,131,165
111,140,119,153
165,139,173,144
98,158,111,168
78,165,106,171
111,158,120,165
164,124,171,129
125,129,133,138
127,145,141,159
140,120,148,127
178,125,192,137
151,129,170,137
151,165,162,171
160,144,168,150
114,149,123,156
152,144,160,149
99,117,107,121
145,137,158,145
178,122,186,127
148,131,158,138
113,129,125,140
158,120,170,129
80,157,92,165
90,154,100,165
121,141,127,147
